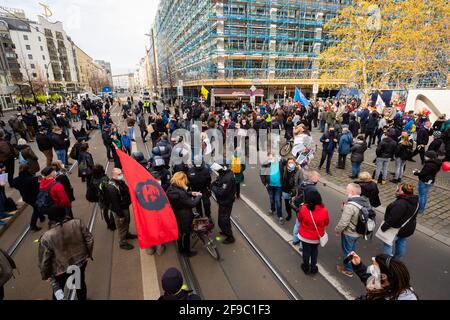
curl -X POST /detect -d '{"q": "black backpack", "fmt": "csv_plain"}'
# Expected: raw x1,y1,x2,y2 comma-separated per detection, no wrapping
349,202,377,240
35,182,57,215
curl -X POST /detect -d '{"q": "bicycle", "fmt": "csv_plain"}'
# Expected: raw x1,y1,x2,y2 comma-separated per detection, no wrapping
191,217,220,260
280,138,294,157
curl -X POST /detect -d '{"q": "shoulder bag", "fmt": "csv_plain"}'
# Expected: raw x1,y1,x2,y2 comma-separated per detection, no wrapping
309,210,329,247
375,203,419,246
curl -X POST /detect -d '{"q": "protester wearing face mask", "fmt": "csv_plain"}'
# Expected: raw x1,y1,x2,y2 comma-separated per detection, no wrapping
410,121,433,165
103,168,137,250
260,153,285,225
319,127,338,175
281,157,303,222
187,155,212,222
346,252,418,300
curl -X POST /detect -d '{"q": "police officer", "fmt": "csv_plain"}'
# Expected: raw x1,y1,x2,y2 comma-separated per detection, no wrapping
188,155,212,221
149,155,172,192
211,163,236,244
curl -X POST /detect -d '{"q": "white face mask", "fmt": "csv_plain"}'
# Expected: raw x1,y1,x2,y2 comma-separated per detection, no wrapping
116,175,124,181
366,264,382,291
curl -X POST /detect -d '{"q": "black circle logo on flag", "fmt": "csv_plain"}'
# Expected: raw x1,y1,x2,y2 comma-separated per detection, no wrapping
135,180,167,211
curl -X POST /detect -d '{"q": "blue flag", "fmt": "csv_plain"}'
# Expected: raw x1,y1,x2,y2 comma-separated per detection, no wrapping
295,87,310,106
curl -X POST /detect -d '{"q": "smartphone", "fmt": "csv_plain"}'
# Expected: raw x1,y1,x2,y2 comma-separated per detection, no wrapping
343,254,354,265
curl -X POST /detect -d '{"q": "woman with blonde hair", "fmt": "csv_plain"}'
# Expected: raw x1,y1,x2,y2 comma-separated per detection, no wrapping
355,172,381,208
166,172,203,257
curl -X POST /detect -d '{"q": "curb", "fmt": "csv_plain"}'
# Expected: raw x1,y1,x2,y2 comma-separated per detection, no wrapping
0,201,28,238
320,177,450,248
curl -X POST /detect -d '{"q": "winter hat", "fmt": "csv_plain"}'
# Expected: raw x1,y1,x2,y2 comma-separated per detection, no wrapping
161,268,183,295
17,138,27,146
425,151,438,160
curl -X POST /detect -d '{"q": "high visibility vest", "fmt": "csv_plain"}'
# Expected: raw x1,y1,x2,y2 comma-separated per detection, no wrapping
86,111,90,120
266,114,271,123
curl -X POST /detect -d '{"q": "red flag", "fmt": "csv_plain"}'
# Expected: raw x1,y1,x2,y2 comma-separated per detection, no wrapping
116,149,178,249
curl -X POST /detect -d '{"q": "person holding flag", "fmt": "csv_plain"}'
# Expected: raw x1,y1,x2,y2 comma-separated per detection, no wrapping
201,86,209,101
295,87,310,107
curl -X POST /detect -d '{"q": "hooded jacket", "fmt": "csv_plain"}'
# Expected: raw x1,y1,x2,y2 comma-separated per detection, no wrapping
351,140,368,163
381,194,419,238
166,185,201,234
414,159,441,184
39,178,71,209
356,181,381,208
335,196,372,237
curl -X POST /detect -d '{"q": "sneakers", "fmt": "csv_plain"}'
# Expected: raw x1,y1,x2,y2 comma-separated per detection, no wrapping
267,210,274,216
292,240,300,246
120,243,135,250
278,217,285,225
310,266,319,275
337,265,354,278
223,237,236,245
146,247,156,256
285,215,292,222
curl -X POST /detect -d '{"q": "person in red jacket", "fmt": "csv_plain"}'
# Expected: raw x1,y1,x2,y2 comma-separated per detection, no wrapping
297,190,330,275
39,167,71,216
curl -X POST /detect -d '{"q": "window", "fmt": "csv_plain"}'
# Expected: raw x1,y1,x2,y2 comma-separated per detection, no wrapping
26,45,31,50
40,46,44,51
28,54,33,60
32,73,37,78
23,35,29,40
31,64,36,69
38,36,41,42
42,55,46,60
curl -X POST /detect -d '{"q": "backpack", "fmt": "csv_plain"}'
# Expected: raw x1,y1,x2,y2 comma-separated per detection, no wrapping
78,159,89,177
0,248,16,287
35,181,57,214
70,144,81,161
438,140,446,157
231,157,242,174
18,151,28,165
349,202,377,240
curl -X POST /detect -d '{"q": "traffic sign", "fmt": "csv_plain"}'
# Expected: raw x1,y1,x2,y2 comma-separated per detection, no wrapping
313,83,319,95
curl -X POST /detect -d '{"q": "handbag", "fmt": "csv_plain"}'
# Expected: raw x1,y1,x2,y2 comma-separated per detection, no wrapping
309,210,329,247
375,203,419,246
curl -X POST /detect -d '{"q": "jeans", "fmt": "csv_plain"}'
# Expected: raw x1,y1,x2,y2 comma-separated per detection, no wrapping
55,149,67,165
351,162,361,178
293,219,300,243
127,127,135,140
383,236,408,259
319,120,325,132
375,158,390,181
337,154,348,168
394,157,406,180
267,186,282,218
341,233,360,272
418,180,433,214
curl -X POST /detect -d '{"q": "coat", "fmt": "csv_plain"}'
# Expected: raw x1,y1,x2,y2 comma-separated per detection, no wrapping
36,133,53,152
376,136,397,159
166,185,201,234
298,204,330,243
356,180,381,208
381,194,419,238
51,132,69,151
414,159,441,184
187,165,212,191
104,179,132,216
211,170,236,206
320,131,338,153
17,145,40,174
350,140,368,163
38,218,93,279
12,171,40,205
39,178,71,209
338,132,353,155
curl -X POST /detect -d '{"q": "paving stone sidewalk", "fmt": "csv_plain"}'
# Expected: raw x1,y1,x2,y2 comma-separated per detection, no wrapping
308,144,450,242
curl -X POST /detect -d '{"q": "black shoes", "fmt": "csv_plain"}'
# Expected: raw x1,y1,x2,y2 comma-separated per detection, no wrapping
285,215,292,222
126,233,138,240
39,216,46,223
301,264,319,275
30,226,42,232
310,266,319,275
182,251,198,258
120,243,134,250
301,263,310,275
223,237,236,245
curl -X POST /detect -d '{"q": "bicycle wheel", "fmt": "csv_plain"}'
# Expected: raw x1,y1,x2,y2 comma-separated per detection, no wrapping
198,233,220,260
280,143,292,157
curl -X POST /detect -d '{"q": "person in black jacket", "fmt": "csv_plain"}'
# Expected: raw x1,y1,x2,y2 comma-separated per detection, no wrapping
380,184,419,259
355,172,381,208
374,132,397,184
365,112,379,148
281,157,303,221
410,121,433,165
12,165,44,231
104,168,137,250
350,135,367,179
413,151,441,215
158,268,201,301
391,133,413,183
188,156,212,221
211,163,237,245
349,115,360,138
36,127,53,166
319,127,338,175
166,172,202,257
101,126,113,161
78,143,95,185
51,127,70,167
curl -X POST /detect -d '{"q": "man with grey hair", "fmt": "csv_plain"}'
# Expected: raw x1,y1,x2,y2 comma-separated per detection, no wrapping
335,183,371,278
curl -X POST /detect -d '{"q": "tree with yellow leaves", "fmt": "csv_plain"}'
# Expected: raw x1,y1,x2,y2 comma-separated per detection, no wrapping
319,0,449,104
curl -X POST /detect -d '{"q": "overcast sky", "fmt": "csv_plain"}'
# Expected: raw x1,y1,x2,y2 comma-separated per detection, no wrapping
1,0,159,75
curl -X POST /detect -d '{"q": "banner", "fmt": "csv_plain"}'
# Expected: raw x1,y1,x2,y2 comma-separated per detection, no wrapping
294,87,311,107
201,86,209,100
117,149,178,249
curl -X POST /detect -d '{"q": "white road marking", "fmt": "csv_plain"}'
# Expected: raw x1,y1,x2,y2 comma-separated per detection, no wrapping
240,194,356,300
139,249,161,300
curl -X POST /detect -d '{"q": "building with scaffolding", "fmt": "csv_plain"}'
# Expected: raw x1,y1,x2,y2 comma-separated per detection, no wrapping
154,0,351,103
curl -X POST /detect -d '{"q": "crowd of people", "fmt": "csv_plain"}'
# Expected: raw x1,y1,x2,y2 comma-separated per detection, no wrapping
1,92,449,301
